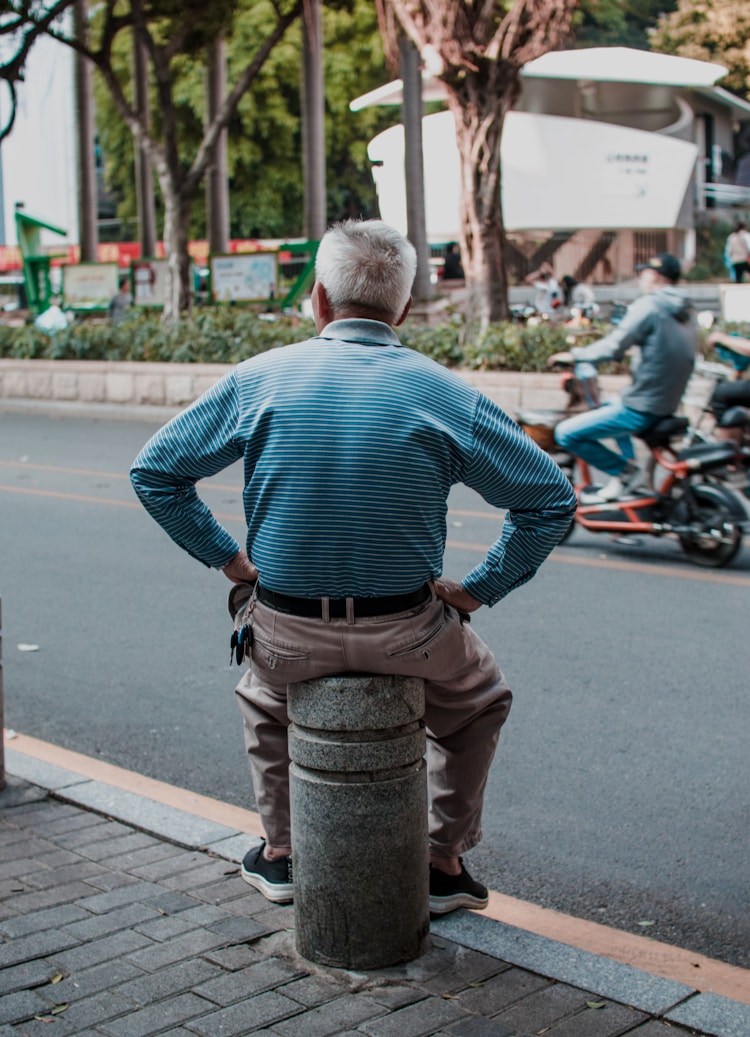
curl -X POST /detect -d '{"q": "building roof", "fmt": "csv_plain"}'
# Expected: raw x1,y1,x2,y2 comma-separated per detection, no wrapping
350,46,738,112
521,47,726,87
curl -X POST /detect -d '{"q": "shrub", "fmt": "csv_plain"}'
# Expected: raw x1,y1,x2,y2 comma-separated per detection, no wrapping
0,308,605,371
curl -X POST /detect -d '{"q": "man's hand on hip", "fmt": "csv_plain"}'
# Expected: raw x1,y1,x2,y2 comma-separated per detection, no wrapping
433,578,482,613
222,550,259,585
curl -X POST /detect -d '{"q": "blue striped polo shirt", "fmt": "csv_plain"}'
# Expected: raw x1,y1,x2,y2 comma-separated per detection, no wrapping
130,319,576,605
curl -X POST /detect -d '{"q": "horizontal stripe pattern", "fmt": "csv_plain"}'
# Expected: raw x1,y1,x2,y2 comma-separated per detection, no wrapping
130,319,576,604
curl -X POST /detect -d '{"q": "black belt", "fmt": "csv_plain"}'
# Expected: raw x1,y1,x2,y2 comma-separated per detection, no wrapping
256,583,431,619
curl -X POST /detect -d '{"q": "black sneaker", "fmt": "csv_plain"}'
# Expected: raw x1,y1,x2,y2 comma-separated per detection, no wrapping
429,860,488,915
240,842,293,904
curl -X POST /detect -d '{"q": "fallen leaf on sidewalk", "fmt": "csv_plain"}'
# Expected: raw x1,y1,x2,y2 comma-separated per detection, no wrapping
49,974,64,985
51,1004,69,1015
637,920,655,927
586,1001,606,1009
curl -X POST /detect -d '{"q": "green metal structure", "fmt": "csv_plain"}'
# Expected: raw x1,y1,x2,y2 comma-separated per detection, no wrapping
280,240,319,309
14,209,67,315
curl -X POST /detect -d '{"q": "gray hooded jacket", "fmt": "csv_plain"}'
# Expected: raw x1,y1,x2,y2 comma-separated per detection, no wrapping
571,287,697,416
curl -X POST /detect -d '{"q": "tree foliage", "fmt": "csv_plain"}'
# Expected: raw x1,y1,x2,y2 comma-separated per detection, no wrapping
2,0,310,316
574,0,677,50
650,0,750,98
376,0,579,330
93,0,393,241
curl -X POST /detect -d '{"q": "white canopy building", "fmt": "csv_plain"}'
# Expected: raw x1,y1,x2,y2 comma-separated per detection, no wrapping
351,48,750,280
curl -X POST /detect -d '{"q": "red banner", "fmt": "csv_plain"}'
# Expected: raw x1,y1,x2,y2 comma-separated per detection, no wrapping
0,239,280,273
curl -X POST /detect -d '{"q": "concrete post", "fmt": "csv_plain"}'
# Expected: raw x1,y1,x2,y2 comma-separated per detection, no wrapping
74,0,98,262
288,675,429,969
205,35,230,256
133,34,157,259
400,37,435,302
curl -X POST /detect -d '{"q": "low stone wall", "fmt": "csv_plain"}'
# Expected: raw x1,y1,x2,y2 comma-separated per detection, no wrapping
0,359,230,409
0,358,630,415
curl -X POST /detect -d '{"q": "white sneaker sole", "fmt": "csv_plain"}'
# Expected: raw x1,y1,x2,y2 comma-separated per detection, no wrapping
429,892,489,915
240,863,294,904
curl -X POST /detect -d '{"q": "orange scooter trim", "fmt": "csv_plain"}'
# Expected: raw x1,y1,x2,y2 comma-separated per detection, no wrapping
572,446,697,536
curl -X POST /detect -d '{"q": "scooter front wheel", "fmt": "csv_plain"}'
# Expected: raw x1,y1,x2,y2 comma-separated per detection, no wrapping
676,486,743,567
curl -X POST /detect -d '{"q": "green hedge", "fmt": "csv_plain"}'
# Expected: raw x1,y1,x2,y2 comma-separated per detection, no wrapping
0,309,603,371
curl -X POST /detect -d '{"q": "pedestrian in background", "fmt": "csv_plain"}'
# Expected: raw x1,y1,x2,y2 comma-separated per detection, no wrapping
725,222,750,283
525,261,561,317
442,241,464,280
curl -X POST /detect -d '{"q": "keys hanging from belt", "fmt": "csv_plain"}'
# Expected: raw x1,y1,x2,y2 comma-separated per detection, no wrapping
228,580,257,666
230,622,254,666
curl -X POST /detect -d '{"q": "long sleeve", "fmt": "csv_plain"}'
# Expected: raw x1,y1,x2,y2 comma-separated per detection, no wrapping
129,372,243,568
460,396,577,605
571,295,653,365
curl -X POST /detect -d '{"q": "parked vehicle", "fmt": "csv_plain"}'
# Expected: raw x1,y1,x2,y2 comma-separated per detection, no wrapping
517,363,749,567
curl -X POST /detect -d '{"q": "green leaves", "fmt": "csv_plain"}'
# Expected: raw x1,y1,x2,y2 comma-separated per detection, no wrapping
651,0,750,99
93,0,390,239
0,310,590,369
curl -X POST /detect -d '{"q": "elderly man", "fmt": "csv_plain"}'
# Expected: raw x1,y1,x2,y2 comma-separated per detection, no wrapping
131,220,576,915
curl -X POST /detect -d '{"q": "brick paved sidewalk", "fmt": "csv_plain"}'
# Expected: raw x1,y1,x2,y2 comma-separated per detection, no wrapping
1,775,748,1037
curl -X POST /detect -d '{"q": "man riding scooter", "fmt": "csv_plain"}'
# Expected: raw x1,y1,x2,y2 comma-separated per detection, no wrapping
548,253,698,502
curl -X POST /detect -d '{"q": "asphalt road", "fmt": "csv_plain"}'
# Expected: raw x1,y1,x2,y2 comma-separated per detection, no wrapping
1,407,749,969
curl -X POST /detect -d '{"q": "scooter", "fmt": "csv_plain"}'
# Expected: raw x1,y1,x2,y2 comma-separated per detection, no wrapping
517,364,749,568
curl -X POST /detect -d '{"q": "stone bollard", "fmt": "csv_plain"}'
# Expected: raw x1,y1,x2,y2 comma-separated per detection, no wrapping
288,674,429,969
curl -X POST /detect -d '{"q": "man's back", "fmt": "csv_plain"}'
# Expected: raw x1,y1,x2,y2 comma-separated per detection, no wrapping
233,321,475,595
132,316,574,604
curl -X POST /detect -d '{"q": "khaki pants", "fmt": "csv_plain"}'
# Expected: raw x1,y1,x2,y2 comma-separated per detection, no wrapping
234,588,512,858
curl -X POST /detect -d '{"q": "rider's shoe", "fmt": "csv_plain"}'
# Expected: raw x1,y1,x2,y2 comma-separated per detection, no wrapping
597,463,645,502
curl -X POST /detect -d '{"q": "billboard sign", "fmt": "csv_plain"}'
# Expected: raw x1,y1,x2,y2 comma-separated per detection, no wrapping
210,252,278,303
62,262,119,309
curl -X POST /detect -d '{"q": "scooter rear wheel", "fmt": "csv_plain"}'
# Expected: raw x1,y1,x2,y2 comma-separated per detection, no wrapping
676,487,743,567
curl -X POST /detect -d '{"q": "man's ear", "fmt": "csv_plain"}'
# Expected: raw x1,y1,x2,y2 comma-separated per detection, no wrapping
394,296,412,327
312,281,333,331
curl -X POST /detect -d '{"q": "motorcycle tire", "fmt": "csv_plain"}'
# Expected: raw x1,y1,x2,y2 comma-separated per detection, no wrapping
676,484,743,568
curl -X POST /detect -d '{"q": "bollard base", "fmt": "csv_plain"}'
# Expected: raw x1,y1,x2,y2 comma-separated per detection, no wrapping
291,763,429,970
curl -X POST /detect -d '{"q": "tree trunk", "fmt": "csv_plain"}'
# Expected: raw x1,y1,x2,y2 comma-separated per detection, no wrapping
443,73,516,329
160,172,193,321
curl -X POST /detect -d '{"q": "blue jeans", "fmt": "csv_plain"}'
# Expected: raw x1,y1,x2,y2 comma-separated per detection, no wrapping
554,399,659,476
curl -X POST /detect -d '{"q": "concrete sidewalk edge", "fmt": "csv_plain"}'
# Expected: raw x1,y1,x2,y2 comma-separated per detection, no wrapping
3,746,750,1037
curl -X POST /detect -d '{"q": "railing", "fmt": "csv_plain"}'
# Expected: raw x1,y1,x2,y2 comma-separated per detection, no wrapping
704,184,750,206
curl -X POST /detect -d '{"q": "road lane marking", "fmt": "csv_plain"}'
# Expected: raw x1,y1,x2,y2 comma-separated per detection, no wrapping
0,483,242,525
5,730,750,1004
3,482,750,587
0,459,242,494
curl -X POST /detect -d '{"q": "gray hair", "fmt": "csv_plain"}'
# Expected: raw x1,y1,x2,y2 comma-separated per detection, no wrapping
315,220,417,322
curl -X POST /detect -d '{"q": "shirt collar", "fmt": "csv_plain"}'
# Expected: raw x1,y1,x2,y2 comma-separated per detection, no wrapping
318,318,403,347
